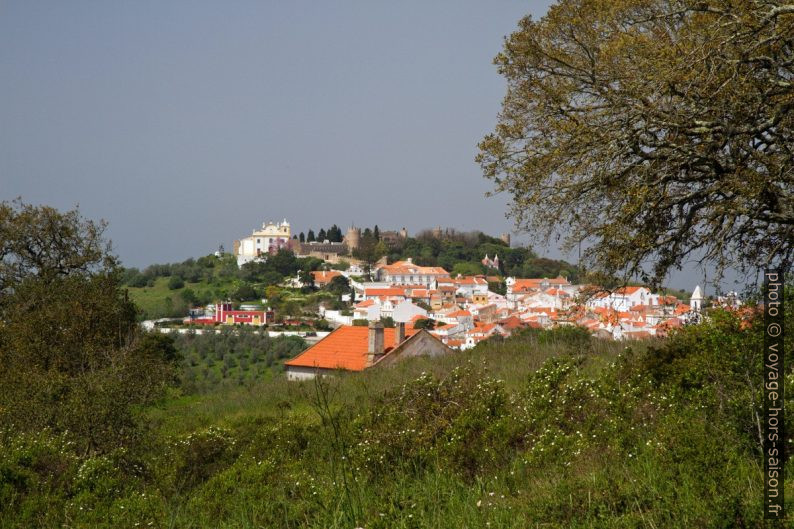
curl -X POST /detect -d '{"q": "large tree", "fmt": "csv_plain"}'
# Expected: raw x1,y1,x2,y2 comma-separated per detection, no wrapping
0,201,178,453
478,0,794,285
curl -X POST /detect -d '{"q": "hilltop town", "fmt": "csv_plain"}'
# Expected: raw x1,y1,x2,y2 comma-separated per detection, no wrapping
124,217,746,379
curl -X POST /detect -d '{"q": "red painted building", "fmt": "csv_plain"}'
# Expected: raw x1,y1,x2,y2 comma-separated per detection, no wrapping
187,303,274,326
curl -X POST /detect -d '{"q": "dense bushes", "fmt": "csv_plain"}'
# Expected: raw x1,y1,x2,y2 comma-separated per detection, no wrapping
387,230,579,279
0,202,179,456
1,300,791,527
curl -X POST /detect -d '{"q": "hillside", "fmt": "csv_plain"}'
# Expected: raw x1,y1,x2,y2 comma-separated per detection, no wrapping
2,305,791,528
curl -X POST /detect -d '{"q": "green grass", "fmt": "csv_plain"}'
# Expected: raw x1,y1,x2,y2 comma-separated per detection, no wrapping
2,318,791,528
126,277,239,319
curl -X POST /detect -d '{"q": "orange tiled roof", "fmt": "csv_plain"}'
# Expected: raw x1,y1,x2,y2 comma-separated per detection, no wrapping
498,316,525,330
365,288,407,297
454,276,488,285
512,276,570,291
312,270,342,283
614,286,645,295
380,261,450,276
285,326,417,371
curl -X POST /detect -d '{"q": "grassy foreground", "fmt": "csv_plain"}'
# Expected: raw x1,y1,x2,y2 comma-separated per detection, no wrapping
1,313,792,528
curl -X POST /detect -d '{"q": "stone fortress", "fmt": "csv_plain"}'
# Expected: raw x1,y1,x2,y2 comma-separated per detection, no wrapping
233,219,509,266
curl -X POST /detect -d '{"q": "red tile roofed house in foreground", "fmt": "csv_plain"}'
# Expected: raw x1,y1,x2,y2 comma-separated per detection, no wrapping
284,321,453,380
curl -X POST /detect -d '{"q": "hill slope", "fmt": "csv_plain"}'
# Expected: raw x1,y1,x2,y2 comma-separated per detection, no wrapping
2,304,791,527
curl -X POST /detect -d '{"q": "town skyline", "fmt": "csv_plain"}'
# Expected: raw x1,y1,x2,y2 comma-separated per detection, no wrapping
1,1,553,269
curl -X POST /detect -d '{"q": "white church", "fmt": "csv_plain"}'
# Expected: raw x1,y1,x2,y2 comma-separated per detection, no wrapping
233,219,291,266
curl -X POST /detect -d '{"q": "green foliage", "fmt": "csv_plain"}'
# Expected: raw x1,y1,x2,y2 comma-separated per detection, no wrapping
383,229,577,280
167,275,185,290
354,366,514,479
0,202,179,455
452,261,485,276
2,265,792,527
478,0,794,283
330,259,350,271
172,328,307,393
325,274,350,295
126,251,325,319
231,283,258,301
179,287,197,305
168,427,239,491
413,318,436,330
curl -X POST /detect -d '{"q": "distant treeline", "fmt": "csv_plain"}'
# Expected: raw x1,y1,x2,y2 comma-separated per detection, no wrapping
121,254,237,288
122,228,580,299
392,230,579,280
296,225,344,243
122,251,325,291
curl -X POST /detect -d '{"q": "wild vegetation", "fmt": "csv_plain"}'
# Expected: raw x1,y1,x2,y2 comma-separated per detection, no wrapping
478,0,794,285
0,200,179,455
2,301,791,528
122,250,329,320
1,201,793,527
3,0,793,524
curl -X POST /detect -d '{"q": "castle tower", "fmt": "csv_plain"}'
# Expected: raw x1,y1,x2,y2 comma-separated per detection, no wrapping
432,226,443,238
400,227,408,238
500,233,511,246
345,226,361,251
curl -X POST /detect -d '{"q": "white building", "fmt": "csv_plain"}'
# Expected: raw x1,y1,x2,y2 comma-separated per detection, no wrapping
690,285,704,312
234,219,291,266
392,300,429,323
585,286,654,312
375,258,450,288
453,276,489,298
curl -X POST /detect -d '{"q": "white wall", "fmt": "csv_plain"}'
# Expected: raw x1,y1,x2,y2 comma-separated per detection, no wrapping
393,300,428,323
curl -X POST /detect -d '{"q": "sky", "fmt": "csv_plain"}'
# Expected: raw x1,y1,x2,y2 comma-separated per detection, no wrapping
0,1,733,292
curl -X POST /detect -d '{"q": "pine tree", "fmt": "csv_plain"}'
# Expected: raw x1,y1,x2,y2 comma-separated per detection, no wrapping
307,230,315,242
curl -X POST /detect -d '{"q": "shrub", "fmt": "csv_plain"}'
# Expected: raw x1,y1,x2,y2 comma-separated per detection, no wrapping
167,275,185,290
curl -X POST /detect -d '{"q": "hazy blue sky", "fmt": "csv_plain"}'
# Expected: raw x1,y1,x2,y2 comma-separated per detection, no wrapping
0,1,727,291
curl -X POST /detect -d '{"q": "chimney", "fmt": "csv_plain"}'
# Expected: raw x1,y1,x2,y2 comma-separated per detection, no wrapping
395,321,405,346
367,321,384,366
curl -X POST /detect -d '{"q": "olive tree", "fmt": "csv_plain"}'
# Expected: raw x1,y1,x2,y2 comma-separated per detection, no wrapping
478,0,794,285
